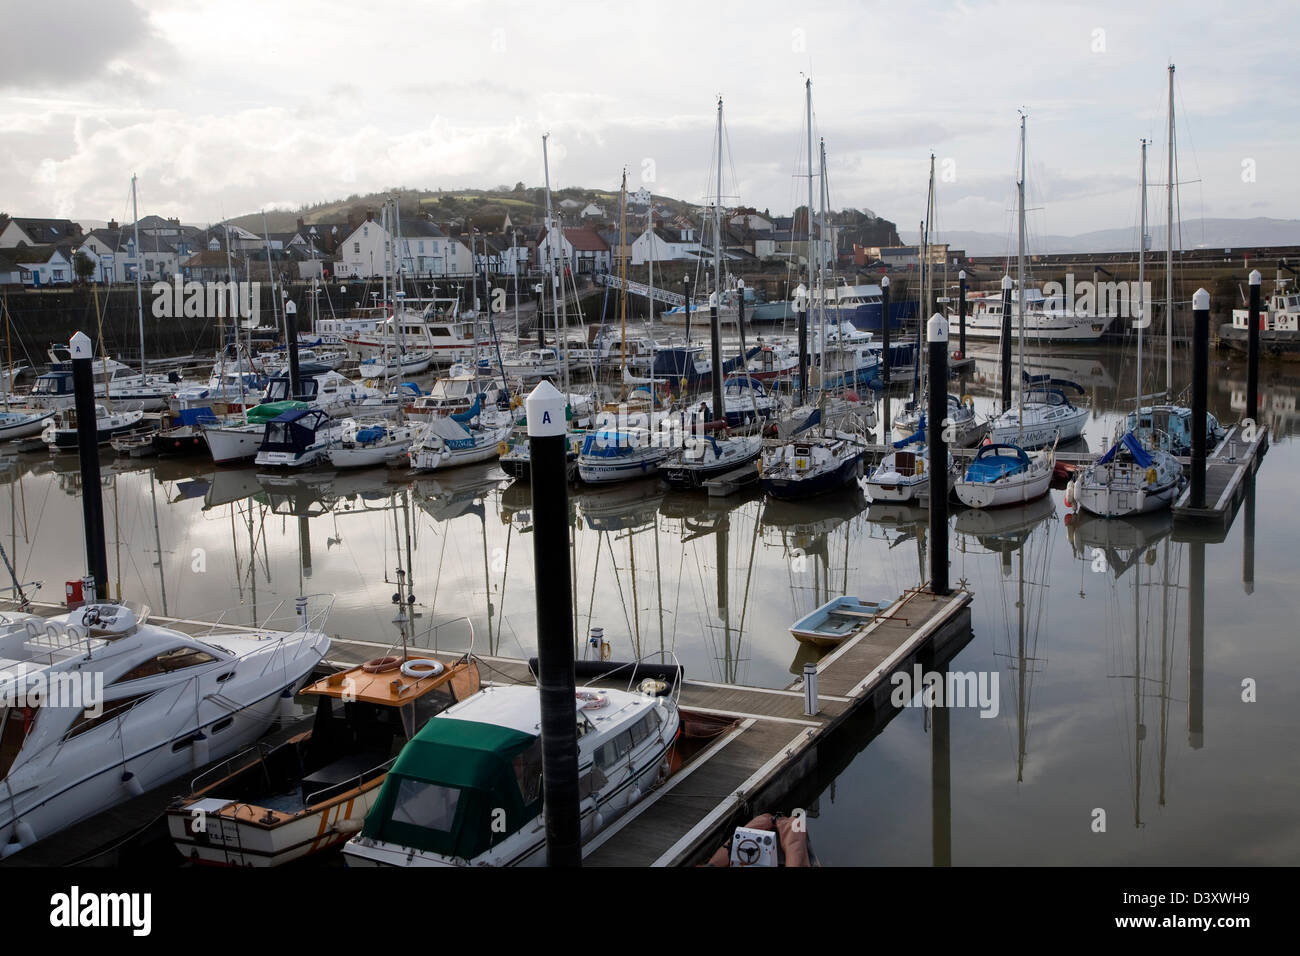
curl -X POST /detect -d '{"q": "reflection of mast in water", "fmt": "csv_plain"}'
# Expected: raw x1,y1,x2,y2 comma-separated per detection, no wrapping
149,470,169,616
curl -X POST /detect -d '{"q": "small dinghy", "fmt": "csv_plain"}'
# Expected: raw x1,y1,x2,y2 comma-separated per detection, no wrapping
789,595,892,648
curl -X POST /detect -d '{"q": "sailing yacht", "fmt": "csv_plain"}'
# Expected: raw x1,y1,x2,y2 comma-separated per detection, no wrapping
954,114,1054,510
863,415,954,503
1072,139,1184,519
407,398,511,472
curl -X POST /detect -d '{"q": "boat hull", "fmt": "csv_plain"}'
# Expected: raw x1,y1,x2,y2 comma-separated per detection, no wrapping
760,452,864,501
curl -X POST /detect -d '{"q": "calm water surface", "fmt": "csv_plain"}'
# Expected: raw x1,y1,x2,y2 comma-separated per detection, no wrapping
2,343,1296,865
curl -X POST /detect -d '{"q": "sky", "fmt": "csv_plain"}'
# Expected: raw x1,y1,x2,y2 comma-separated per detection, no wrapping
1,0,1295,242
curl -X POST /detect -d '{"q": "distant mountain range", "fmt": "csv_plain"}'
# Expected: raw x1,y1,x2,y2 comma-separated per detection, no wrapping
902,218,1300,257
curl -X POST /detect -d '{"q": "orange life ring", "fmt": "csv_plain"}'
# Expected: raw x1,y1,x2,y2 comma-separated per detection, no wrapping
361,656,402,674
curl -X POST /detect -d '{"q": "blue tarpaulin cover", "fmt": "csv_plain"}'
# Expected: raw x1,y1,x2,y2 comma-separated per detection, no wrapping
1095,430,1152,468
356,426,387,444
964,444,1030,483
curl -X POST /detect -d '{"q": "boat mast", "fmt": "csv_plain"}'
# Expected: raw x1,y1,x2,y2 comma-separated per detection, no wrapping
261,210,282,347
1016,112,1027,425
710,97,725,426
805,79,817,402
132,175,146,380
1165,63,1175,393
819,138,834,395
619,168,628,393
393,196,407,386
1138,139,1148,416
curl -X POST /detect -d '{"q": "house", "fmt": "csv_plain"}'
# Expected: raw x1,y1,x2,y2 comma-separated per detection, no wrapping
880,246,920,268
628,186,652,208
12,245,74,286
730,209,773,233
535,226,611,275
334,214,472,279
630,226,700,265
0,217,83,248
77,228,181,282
558,198,583,212
580,203,605,220
181,249,247,282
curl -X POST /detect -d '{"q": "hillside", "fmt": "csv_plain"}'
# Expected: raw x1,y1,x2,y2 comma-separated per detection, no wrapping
903,217,1300,257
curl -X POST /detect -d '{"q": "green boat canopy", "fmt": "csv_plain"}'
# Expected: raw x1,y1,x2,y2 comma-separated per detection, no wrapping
246,400,308,425
361,717,542,861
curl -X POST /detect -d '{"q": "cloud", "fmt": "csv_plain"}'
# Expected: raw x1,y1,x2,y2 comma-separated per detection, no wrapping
0,0,169,90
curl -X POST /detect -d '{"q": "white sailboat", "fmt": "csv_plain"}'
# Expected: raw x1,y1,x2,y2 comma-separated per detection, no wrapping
955,113,1054,510
1072,138,1184,518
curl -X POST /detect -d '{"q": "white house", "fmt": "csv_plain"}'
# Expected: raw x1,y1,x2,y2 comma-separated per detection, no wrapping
580,203,605,220
77,228,180,282
13,246,73,286
628,187,652,207
630,227,700,265
336,216,473,278
534,226,611,275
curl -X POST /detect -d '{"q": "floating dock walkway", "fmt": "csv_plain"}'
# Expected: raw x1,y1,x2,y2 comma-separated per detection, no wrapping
2,585,973,867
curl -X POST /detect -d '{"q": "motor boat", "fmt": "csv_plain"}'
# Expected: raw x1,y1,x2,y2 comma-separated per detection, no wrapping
0,600,330,859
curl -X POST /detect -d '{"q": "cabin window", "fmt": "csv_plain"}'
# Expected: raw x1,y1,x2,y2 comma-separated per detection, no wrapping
63,692,155,740
354,242,360,254
0,707,39,778
390,778,460,832
113,647,217,684
512,738,544,804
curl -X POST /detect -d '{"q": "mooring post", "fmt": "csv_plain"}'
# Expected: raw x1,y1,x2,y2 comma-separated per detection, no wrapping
881,275,891,386
927,314,950,595
957,270,967,359
1000,275,1013,411
527,380,581,867
285,297,301,399
802,662,819,716
1190,288,1210,508
1247,269,1261,426
70,331,109,599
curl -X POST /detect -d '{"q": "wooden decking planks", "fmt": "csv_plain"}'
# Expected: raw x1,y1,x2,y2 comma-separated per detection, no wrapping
1172,422,1268,523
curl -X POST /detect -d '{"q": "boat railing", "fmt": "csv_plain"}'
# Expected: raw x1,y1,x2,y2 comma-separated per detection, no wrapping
188,739,277,793
579,649,684,708
21,618,102,663
303,756,397,807
203,592,336,643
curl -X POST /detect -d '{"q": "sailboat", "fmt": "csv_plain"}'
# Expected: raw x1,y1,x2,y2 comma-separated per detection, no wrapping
863,414,954,503
955,114,1055,510
983,137,1089,450
892,155,986,446
1072,139,1185,518
1129,64,1226,452
661,98,768,490
760,82,870,501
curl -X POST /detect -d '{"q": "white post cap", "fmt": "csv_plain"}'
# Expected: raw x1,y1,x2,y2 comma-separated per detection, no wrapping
285,299,297,314
1192,288,1210,311
1249,269,1261,286
928,312,949,343
526,380,567,437
69,331,93,359
881,275,890,288
959,270,967,280
1001,274,1013,290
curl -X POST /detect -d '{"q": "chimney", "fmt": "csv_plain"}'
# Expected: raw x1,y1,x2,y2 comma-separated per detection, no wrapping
107,219,119,231
297,217,305,231
366,209,374,222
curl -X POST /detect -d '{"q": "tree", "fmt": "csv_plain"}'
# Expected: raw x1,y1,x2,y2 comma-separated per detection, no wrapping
513,181,525,193
74,250,96,284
